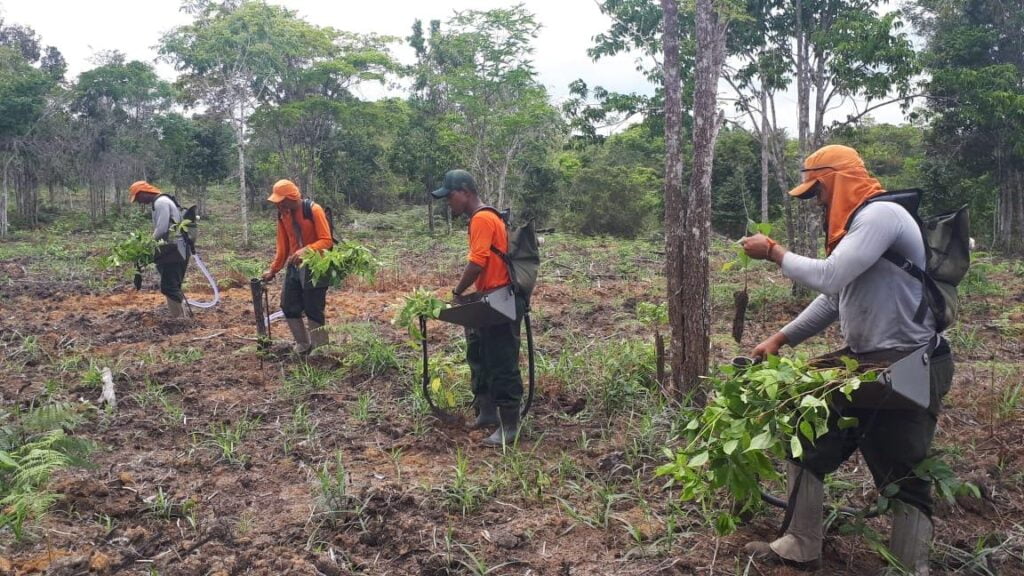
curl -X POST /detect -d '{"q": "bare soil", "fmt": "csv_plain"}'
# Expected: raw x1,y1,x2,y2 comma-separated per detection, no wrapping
1,226,1022,576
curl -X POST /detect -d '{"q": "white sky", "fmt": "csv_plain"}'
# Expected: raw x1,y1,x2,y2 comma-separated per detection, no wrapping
0,0,908,131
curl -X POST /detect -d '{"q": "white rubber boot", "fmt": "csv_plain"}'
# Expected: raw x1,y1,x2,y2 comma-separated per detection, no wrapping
889,502,932,575
744,462,823,568
308,320,329,351
165,297,187,319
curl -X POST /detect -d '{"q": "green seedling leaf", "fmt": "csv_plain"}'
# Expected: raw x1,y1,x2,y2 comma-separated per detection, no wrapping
790,434,804,459
837,416,859,429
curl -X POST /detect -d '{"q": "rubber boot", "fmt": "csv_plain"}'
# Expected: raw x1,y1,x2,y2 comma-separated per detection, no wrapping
472,393,498,429
286,318,311,355
744,462,823,569
308,320,329,351
483,405,520,447
165,297,187,319
889,502,932,575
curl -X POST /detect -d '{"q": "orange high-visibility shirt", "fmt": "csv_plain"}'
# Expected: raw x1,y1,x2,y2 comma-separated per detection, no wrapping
467,208,510,292
269,204,334,276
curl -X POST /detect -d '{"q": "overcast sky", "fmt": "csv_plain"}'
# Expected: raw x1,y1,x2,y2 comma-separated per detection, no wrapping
0,0,908,131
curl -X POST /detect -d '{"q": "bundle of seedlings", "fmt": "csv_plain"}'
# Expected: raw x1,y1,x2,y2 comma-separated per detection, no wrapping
105,232,158,270
392,288,448,342
656,355,876,534
302,240,378,287
106,232,159,289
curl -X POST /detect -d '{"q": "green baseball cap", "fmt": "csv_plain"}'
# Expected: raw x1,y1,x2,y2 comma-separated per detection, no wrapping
431,169,477,199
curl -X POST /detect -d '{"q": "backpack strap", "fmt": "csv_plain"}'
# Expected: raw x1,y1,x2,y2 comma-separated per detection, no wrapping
881,250,932,324
471,206,517,291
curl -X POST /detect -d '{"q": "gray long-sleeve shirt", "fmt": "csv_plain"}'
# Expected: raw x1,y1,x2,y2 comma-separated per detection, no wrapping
779,201,936,354
152,195,189,260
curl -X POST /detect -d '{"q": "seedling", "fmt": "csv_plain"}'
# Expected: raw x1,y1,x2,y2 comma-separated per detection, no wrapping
723,220,772,343
656,355,874,534
392,288,447,342
302,241,378,287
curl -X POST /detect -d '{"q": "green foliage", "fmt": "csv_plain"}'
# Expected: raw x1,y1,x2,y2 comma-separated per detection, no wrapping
105,232,157,270
656,356,873,534
315,451,354,522
636,301,668,327
392,288,447,342
441,448,486,515
337,324,399,378
0,403,92,540
302,241,378,287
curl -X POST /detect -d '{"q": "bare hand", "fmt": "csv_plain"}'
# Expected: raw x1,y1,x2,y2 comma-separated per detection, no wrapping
288,248,307,266
261,270,276,282
740,233,776,261
752,332,788,361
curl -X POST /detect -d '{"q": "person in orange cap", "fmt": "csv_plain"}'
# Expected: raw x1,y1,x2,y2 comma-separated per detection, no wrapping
260,179,335,354
128,181,191,318
737,145,952,574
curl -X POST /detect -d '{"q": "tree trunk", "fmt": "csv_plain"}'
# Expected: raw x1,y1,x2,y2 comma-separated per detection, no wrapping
660,0,686,398
760,86,770,223
791,0,817,290
0,155,12,238
679,0,727,401
237,103,250,247
427,194,435,234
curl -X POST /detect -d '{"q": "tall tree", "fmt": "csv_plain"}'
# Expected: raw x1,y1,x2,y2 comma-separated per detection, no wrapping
160,0,335,245
661,0,687,396
0,46,52,237
909,0,1024,252
421,7,562,209
678,0,729,396
157,113,233,215
73,54,171,220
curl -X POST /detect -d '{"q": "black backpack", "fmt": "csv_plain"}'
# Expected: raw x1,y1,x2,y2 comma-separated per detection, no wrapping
855,189,970,332
475,207,540,303
165,195,198,252
289,198,339,245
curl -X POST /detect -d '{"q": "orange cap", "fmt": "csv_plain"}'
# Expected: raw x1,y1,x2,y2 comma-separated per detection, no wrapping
787,145,867,198
267,179,301,203
129,181,162,202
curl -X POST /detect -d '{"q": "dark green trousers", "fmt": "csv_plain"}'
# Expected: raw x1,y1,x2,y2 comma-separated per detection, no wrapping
795,341,954,517
466,294,525,409
156,259,188,303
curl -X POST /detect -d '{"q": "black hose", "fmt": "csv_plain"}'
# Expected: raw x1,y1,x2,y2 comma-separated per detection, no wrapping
419,311,536,421
420,315,442,416
760,490,881,518
521,309,534,418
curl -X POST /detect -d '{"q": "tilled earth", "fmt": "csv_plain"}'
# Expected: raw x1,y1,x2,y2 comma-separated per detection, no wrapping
1,235,1022,576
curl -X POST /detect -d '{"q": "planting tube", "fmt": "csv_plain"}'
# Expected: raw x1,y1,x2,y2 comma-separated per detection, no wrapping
185,253,220,309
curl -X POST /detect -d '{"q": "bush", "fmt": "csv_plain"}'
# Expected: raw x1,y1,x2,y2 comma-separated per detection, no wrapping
564,164,659,238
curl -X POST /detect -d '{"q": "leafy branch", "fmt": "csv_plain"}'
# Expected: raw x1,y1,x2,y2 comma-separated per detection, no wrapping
392,288,447,343
105,232,158,270
301,241,378,287
656,355,871,535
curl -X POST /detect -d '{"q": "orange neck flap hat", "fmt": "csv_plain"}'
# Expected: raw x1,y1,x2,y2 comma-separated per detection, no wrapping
129,181,162,202
267,179,301,204
787,145,885,254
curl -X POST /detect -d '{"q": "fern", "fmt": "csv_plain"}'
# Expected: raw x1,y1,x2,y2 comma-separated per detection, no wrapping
17,402,84,436
0,406,92,540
